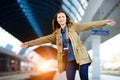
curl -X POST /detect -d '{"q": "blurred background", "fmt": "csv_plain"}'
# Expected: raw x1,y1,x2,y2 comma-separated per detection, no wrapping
0,0,120,80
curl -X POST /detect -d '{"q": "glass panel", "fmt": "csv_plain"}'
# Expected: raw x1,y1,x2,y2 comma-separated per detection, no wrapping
0,27,22,54
62,0,88,22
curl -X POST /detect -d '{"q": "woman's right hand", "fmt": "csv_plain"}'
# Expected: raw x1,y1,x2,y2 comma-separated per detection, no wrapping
20,42,29,48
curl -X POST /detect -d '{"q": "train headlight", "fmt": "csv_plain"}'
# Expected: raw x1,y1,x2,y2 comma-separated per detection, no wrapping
37,59,57,72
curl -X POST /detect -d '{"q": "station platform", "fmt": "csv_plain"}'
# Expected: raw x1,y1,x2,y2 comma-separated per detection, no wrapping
0,71,120,80
54,71,120,80
0,71,41,80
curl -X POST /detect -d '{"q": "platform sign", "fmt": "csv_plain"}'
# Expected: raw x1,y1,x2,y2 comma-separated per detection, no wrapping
91,30,109,36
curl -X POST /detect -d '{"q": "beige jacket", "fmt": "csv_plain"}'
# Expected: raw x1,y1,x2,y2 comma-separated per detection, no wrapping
27,20,106,73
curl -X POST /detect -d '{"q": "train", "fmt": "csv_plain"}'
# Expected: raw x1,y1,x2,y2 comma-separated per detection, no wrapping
0,47,36,76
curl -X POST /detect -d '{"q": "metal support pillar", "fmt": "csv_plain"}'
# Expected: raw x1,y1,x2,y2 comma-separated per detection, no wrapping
92,35,101,80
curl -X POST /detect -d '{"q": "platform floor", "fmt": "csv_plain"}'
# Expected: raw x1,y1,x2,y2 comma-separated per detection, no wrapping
54,71,120,80
1,71,120,80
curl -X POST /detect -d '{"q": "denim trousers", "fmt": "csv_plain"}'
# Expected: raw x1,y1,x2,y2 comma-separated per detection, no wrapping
66,60,90,80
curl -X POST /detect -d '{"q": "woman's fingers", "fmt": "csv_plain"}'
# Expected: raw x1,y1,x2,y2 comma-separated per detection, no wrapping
20,42,28,48
105,20,116,26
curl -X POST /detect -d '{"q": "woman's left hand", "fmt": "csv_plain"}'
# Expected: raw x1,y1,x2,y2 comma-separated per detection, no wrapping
105,20,116,26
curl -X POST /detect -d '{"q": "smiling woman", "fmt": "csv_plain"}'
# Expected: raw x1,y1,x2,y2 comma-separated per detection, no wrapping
21,10,116,80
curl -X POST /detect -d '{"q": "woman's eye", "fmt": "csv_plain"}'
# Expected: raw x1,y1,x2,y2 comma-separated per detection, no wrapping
58,16,61,19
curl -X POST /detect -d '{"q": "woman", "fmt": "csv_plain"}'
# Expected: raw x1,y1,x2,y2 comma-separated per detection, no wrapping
21,10,116,80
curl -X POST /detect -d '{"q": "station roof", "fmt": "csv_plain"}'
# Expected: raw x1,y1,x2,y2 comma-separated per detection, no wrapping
0,0,88,42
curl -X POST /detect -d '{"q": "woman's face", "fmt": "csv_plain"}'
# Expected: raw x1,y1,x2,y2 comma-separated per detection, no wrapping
57,12,67,26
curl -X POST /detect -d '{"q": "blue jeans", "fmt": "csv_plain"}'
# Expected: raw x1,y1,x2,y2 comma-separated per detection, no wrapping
66,60,90,80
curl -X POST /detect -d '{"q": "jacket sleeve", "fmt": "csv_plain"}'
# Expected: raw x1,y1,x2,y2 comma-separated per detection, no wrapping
27,32,56,47
73,20,106,33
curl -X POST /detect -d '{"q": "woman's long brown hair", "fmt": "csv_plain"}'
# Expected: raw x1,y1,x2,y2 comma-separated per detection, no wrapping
52,10,73,31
